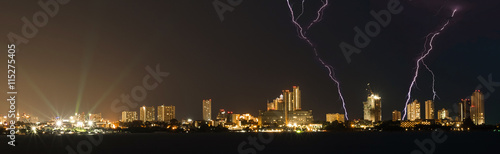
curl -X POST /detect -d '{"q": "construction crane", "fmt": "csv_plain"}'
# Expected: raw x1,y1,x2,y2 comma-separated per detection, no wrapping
366,83,374,96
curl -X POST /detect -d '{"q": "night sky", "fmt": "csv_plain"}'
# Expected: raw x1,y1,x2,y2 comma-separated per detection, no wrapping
1,0,499,124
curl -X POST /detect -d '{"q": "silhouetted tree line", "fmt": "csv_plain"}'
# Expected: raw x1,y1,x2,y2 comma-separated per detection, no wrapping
324,121,350,131
119,119,229,133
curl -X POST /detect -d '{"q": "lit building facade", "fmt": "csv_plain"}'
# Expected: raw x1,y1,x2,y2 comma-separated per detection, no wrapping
363,94,382,122
228,113,239,124
293,86,301,111
203,99,212,121
392,110,401,121
122,111,137,122
282,86,301,112
267,95,284,111
267,101,275,111
258,86,312,126
140,106,155,122
437,108,449,120
157,105,175,122
471,90,485,125
459,99,471,121
216,109,228,121
259,110,313,126
425,100,434,120
0,115,6,125
89,113,102,122
326,113,345,123
407,100,421,121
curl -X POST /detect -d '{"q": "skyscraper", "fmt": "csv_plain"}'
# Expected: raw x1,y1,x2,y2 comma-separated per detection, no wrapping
363,94,382,122
459,99,471,121
392,110,401,121
282,90,292,124
293,86,301,111
140,106,155,122
203,99,212,121
274,95,284,110
157,105,175,122
122,111,137,122
267,101,275,111
283,90,293,111
407,100,421,121
425,100,434,120
216,109,228,122
437,108,449,120
471,90,485,125
259,86,313,126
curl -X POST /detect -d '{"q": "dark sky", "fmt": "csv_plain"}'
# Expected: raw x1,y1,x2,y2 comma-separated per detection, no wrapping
1,0,499,124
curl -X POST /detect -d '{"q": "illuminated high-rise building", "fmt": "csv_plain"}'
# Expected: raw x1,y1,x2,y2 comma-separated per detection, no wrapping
203,99,212,121
459,99,471,121
293,86,301,111
157,105,175,122
283,90,293,111
282,90,292,124
471,90,485,125
425,100,434,120
437,108,449,120
122,111,137,122
363,94,382,122
392,110,401,121
407,100,421,121
216,109,230,122
267,101,276,111
140,106,155,122
326,113,345,123
273,95,284,110
259,86,313,126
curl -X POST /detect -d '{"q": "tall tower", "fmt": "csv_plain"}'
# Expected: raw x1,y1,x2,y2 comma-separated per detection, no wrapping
140,106,155,122
283,90,294,111
471,90,485,125
158,105,175,122
392,110,401,121
274,95,284,110
293,86,301,111
282,90,292,125
374,95,382,122
203,99,212,121
407,100,421,121
437,108,449,120
459,99,471,121
363,94,381,122
425,100,434,120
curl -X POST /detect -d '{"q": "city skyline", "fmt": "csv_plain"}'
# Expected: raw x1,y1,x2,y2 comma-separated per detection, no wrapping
1,1,499,153
1,0,499,125
2,85,492,125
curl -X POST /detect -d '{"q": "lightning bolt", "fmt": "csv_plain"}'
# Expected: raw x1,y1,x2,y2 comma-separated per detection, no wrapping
286,0,349,120
402,8,458,120
307,0,329,30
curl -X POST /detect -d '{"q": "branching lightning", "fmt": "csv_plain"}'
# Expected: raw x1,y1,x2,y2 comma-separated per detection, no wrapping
286,0,349,120
402,8,458,120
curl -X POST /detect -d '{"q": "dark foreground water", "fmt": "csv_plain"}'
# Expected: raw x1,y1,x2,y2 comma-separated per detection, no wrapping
2,131,499,154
